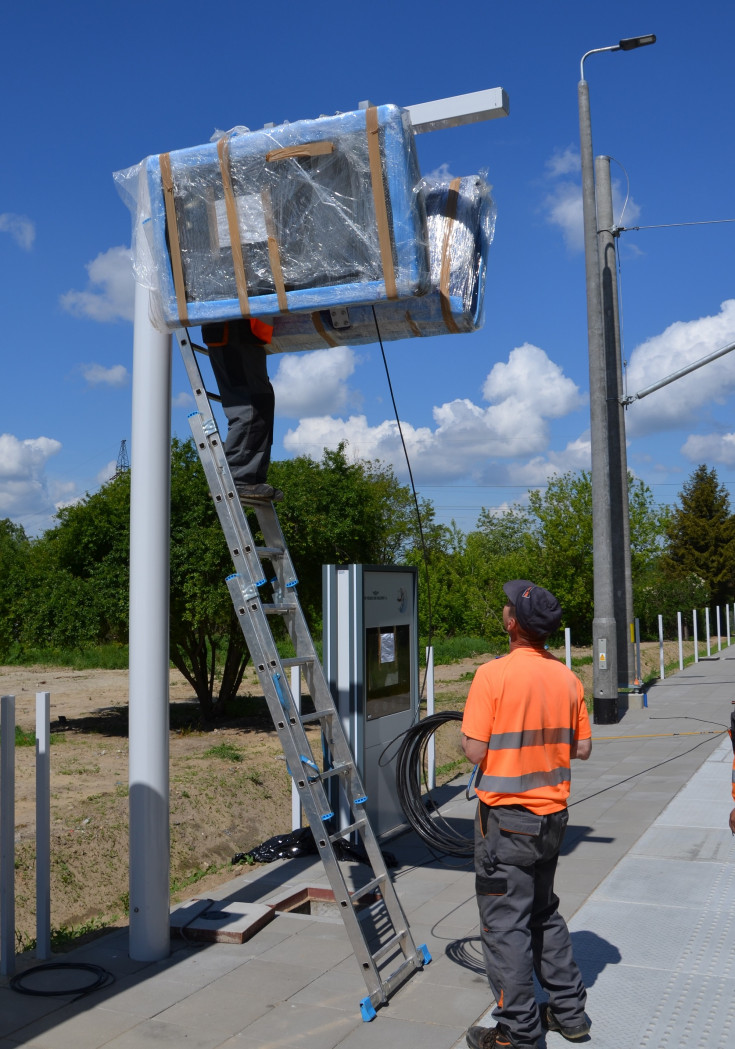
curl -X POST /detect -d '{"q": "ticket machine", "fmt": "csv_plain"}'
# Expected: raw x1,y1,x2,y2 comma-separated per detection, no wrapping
322,564,419,840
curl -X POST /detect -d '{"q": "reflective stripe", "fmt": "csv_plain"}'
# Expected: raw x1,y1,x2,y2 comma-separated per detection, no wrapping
478,765,571,795
488,727,574,751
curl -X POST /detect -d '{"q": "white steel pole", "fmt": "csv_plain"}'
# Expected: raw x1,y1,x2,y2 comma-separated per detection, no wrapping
1,695,16,975
717,607,722,651
634,618,642,686
727,604,731,647
693,610,699,663
565,627,572,669
658,615,665,680
426,646,436,791
128,282,172,962
677,611,684,671
35,693,51,960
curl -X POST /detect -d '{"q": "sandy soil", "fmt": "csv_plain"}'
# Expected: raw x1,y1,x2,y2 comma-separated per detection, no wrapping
0,640,688,952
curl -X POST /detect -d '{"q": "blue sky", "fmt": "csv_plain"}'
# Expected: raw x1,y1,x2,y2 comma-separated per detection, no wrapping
2,1,733,537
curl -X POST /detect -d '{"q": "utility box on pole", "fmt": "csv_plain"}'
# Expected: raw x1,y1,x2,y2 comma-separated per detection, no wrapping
323,565,419,840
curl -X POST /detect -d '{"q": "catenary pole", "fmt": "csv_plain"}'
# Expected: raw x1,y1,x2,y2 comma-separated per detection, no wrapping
128,281,172,961
578,34,655,722
596,155,635,689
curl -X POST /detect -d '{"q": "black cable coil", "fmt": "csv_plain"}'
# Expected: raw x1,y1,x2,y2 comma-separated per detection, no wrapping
393,711,475,858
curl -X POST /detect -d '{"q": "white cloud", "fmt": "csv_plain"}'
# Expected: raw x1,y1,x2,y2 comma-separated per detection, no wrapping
81,363,129,388
60,245,135,323
271,345,359,417
283,343,585,483
680,432,735,465
96,460,117,485
173,390,194,409
546,146,579,178
543,151,641,252
626,299,735,436
0,433,63,531
0,212,35,251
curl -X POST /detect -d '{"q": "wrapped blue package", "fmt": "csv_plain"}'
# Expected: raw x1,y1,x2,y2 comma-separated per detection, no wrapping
115,105,429,331
265,174,495,352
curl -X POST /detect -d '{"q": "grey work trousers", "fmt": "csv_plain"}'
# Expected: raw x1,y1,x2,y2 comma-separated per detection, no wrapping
474,803,586,1048
207,335,275,487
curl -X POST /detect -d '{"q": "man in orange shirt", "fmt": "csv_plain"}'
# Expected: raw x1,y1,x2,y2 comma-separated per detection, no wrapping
461,580,592,1049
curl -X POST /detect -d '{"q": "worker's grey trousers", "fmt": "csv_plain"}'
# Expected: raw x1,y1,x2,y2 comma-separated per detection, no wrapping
208,341,275,486
474,803,587,1047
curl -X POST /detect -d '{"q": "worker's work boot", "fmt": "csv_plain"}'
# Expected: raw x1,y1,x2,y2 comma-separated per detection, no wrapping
541,1003,591,1041
236,483,283,504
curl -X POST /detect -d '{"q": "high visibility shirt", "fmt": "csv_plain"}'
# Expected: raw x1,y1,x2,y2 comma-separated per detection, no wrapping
462,646,591,815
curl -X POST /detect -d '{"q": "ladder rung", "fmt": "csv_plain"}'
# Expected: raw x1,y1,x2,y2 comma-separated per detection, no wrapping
330,817,367,839
300,708,336,724
256,545,285,558
350,875,385,903
261,603,292,615
317,761,353,782
371,931,411,967
281,656,315,669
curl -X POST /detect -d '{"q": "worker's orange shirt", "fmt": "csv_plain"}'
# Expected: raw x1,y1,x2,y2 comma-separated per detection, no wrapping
462,646,591,815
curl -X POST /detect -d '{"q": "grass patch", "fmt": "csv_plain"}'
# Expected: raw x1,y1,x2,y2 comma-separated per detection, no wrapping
204,741,243,762
428,637,496,665
9,726,65,747
3,643,130,670
571,655,594,667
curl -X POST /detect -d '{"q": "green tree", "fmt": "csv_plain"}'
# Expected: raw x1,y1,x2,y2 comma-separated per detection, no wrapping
269,443,426,629
662,464,735,608
0,518,30,657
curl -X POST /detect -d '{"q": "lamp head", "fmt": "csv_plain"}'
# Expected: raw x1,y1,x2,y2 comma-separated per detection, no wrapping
618,34,656,50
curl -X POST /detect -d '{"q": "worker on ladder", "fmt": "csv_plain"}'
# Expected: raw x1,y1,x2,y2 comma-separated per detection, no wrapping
202,317,283,503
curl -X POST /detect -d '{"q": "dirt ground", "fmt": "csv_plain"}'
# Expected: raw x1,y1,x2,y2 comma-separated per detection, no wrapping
0,638,691,952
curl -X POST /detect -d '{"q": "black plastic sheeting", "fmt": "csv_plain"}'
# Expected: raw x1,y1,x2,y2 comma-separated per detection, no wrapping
232,827,396,867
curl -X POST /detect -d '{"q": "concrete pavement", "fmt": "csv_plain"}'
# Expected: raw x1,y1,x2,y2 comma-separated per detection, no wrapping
2,652,734,1048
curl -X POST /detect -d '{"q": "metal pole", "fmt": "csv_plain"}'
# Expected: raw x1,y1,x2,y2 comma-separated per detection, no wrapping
635,618,642,685
693,610,699,663
677,610,684,670
1,695,16,975
596,155,635,689
129,281,172,962
727,605,731,647
579,76,617,723
426,646,435,791
565,627,572,669
35,692,51,960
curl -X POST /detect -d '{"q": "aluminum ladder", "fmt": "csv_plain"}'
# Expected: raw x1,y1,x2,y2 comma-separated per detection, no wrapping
175,328,430,1019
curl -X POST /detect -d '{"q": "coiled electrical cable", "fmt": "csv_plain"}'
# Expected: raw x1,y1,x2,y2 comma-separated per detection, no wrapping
393,711,475,857
9,961,114,998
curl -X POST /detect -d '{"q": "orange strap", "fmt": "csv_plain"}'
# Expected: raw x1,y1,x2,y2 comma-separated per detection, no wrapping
439,178,462,335
310,311,339,347
217,136,251,317
159,152,189,325
265,141,334,163
260,188,289,313
249,317,273,343
365,107,397,300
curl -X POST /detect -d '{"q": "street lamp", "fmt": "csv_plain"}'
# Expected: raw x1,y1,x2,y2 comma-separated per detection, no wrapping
578,34,656,724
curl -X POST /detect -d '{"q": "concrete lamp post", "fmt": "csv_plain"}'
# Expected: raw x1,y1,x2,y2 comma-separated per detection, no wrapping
578,34,656,723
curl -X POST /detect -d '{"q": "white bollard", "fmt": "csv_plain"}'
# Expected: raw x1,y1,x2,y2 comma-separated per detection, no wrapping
705,607,711,657
693,610,699,663
658,615,665,680
717,607,722,651
677,611,684,671
634,618,642,685
291,666,302,831
1,695,16,976
727,605,731,647
565,628,572,669
36,693,51,959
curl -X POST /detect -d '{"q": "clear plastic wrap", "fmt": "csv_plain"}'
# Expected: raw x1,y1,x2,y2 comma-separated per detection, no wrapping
266,173,496,352
114,105,429,332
